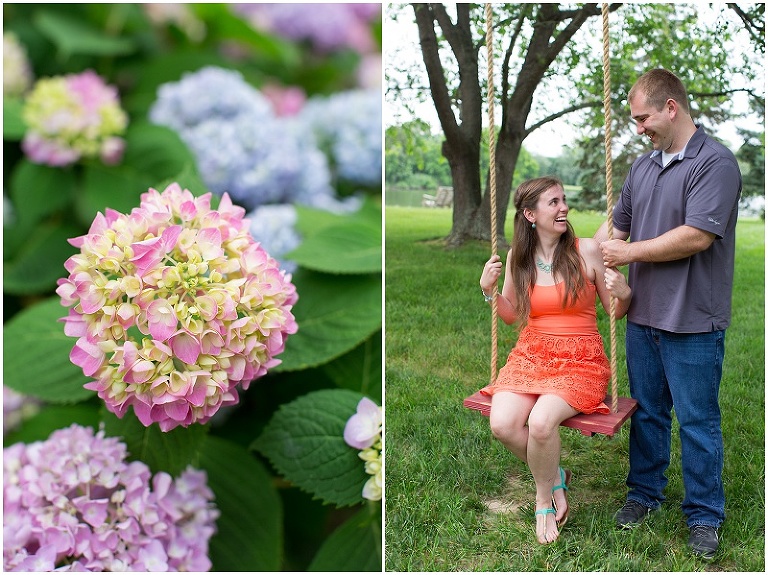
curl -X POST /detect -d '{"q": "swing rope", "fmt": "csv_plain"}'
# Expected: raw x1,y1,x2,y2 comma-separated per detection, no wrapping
601,3,619,413
484,3,619,412
485,3,499,386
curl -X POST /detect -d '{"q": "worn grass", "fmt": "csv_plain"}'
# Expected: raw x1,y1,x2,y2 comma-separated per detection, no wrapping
384,207,765,572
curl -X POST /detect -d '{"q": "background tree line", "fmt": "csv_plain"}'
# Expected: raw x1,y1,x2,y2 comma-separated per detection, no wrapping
385,119,583,205
385,118,764,213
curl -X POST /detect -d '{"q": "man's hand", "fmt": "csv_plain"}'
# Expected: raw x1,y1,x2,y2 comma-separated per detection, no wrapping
600,239,631,268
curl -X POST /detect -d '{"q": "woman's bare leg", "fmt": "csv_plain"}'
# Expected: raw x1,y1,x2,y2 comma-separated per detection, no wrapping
527,394,579,542
488,391,536,462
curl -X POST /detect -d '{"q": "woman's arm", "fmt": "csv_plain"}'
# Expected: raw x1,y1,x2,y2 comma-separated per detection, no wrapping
579,238,631,319
480,251,518,325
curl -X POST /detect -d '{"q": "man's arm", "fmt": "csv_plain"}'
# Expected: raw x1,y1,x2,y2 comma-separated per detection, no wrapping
593,220,630,244
601,225,715,268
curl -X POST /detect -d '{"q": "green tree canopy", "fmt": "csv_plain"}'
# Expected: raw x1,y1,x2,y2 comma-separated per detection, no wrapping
387,3,764,245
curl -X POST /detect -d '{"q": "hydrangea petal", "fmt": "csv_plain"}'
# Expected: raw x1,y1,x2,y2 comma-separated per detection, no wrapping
170,331,201,365
147,299,178,342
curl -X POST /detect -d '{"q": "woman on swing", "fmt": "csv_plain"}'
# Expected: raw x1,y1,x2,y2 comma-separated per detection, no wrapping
479,175,632,544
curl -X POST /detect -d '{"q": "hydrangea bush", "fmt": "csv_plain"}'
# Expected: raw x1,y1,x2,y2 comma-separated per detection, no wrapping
149,65,371,269
302,89,383,187
3,3,382,571
4,424,218,572
56,183,298,431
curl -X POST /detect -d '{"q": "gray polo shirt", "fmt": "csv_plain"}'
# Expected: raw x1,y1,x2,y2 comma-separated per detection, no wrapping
613,126,742,333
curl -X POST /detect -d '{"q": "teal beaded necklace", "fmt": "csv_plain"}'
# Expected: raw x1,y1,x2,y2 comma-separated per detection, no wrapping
536,257,553,274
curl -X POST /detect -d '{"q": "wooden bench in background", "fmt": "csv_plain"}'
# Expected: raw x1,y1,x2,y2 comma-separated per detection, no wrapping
422,186,453,208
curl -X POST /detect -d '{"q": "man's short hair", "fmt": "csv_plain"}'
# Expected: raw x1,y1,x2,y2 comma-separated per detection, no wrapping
628,68,690,114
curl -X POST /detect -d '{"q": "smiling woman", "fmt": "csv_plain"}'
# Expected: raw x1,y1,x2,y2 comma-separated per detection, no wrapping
474,174,632,544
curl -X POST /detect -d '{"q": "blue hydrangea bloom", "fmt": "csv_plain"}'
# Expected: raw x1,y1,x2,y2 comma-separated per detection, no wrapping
246,204,301,273
301,89,382,187
149,67,273,131
149,66,335,212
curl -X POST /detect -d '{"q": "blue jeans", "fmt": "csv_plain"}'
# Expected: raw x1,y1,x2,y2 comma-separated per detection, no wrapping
624,322,725,528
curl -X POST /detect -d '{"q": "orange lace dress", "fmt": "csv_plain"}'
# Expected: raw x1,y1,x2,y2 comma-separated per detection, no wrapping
480,278,611,414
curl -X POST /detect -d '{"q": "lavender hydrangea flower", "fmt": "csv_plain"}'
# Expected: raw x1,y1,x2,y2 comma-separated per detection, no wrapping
301,89,382,186
233,4,380,53
3,424,219,571
149,67,273,131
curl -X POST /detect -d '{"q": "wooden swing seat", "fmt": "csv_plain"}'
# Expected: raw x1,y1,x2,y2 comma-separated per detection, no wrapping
463,391,637,437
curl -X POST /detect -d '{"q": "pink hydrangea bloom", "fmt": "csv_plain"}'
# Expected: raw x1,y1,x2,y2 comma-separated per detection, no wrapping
344,398,383,502
343,397,382,449
21,69,127,167
261,84,307,117
56,183,298,431
3,424,219,571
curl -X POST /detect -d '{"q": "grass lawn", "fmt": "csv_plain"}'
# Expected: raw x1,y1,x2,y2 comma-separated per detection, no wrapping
384,206,765,571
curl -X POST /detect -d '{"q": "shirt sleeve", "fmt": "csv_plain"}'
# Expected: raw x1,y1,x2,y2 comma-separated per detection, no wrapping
613,167,634,235
684,153,742,238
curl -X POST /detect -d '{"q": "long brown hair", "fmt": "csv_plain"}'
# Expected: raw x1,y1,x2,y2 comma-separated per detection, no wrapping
509,176,585,323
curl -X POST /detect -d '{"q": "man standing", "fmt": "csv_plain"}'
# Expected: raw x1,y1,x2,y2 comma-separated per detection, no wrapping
594,68,742,560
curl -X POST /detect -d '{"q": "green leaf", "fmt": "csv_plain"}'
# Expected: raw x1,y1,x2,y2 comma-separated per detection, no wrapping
34,10,136,57
308,506,382,572
9,160,76,228
287,218,382,274
191,3,301,66
201,436,282,572
3,404,101,447
276,270,382,371
293,204,349,236
2,297,93,403
77,122,196,226
101,409,209,477
290,201,382,275
3,220,81,295
253,389,368,507
3,98,26,140
323,331,382,404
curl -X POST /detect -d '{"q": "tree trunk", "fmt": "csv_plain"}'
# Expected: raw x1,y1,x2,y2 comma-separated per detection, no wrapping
442,135,482,247
412,3,484,248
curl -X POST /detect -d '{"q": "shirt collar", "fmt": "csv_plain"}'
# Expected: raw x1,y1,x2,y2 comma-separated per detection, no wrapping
650,125,706,161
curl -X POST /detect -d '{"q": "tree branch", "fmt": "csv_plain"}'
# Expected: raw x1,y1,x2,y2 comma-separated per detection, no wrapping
500,8,528,113
524,100,603,137
412,4,460,138
727,3,765,49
